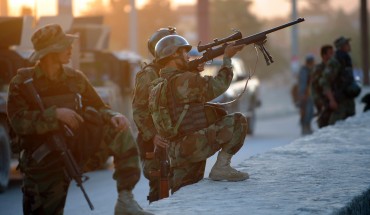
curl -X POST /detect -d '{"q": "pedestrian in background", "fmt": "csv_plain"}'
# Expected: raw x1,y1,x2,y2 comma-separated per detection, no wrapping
298,54,315,135
311,45,334,128
321,36,361,125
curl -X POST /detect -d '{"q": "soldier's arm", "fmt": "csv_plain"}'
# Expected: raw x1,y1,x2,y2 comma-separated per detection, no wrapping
7,77,60,135
203,56,234,100
77,71,122,122
132,68,158,141
320,61,338,109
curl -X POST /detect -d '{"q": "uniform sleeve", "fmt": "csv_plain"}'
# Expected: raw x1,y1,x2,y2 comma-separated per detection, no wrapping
77,71,122,122
174,57,233,103
132,68,158,141
320,60,338,93
7,76,60,135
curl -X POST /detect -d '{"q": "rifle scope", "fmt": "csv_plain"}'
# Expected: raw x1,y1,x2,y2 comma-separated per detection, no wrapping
197,30,242,52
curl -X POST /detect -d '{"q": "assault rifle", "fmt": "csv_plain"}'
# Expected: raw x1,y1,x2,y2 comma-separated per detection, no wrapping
146,147,170,202
188,18,305,70
23,78,94,211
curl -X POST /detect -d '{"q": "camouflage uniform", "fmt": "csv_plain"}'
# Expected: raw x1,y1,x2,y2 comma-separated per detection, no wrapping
311,62,331,128
157,57,248,193
7,65,141,214
132,62,162,202
320,50,356,125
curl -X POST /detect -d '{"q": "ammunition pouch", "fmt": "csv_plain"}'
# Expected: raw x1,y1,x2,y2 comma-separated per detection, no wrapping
42,93,82,112
169,102,227,140
21,94,104,166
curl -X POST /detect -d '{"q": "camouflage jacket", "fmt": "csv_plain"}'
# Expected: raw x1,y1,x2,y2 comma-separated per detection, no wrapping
159,57,233,111
132,63,160,142
310,62,326,102
320,50,354,100
7,64,120,136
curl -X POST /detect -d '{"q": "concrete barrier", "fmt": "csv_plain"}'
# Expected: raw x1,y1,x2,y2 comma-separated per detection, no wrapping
147,112,370,215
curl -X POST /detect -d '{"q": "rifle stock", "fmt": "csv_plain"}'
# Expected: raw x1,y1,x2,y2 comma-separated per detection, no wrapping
23,78,94,211
188,18,305,70
146,146,170,201
156,147,169,199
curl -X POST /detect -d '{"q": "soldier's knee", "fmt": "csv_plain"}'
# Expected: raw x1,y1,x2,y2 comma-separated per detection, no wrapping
233,112,247,123
233,113,248,133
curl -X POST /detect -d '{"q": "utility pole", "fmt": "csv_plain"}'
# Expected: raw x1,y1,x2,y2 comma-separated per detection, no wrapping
129,0,138,54
58,0,73,16
360,0,369,85
197,0,210,44
0,0,8,16
291,0,300,77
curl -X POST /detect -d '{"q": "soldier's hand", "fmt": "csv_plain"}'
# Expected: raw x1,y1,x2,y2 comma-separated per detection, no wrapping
153,134,169,148
329,99,338,110
224,43,245,58
196,62,205,72
56,108,84,130
110,114,130,131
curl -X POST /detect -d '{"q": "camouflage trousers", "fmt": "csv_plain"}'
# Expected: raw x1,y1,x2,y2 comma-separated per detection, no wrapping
169,113,247,193
21,123,140,215
329,99,355,125
142,158,160,202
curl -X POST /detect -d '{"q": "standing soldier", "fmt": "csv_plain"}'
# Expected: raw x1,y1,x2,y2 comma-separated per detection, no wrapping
149,35,249,193
7,24,153,215
298,54,315,135
321,36,361,125
132,27,176,203
310,45,334,128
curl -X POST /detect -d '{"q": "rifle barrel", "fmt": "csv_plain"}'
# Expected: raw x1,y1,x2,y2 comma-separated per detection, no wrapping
264,18,305,35
188,18,305,70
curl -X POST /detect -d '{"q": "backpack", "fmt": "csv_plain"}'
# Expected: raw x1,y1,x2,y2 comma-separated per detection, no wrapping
332,58,361,100
148,75,189,139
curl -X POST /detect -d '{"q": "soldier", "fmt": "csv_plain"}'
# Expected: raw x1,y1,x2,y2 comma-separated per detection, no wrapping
149,35,249,193
321,36,361,125
298,54,315,135
132,27,176,203
310,45,334,128
133,27,205,202
7,24,153,215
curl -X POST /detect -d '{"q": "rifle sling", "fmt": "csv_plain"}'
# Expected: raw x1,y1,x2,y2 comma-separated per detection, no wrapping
31,141,53,163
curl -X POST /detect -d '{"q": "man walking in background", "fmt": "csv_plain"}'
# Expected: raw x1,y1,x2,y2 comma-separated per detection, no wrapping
298,54,315,135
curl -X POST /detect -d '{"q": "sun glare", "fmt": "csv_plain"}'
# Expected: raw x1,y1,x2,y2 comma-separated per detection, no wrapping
7,0,196,17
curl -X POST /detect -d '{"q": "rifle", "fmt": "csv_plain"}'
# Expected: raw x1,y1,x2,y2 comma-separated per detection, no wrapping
188,18,305,70
23,78,94,211
146,146,170,202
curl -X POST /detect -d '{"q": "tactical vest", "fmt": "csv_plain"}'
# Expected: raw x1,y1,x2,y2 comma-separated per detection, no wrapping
150,71,226,140
15,66,103,164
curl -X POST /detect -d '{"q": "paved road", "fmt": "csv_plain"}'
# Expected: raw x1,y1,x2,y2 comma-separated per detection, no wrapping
0,111,302,215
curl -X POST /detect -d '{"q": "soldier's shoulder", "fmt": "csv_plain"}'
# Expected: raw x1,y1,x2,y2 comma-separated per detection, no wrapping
137,63,160,80
11,67,35,84
63,66,85,78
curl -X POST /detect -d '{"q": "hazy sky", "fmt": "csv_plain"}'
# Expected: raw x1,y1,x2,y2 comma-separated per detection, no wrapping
7,0,362,19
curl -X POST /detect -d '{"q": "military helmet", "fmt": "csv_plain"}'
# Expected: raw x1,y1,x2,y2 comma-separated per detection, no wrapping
155,35,192,64
334,36,351,49
147,27,177,57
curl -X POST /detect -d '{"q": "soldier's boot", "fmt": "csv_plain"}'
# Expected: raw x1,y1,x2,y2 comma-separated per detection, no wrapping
114,190,154,215
209,151,249,182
